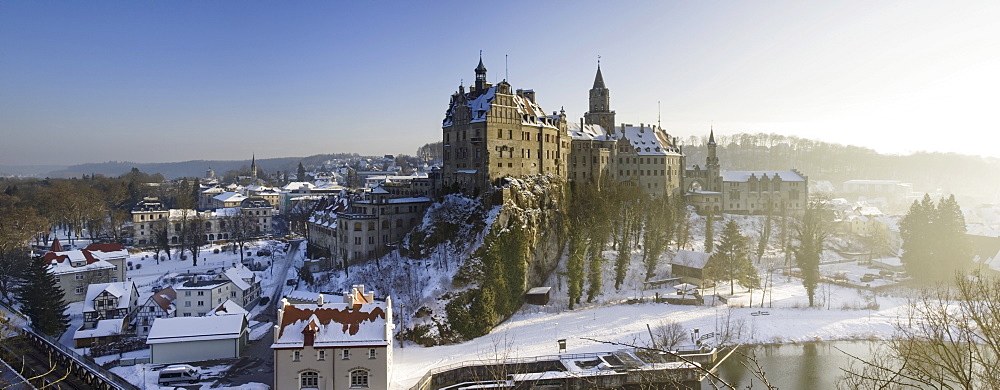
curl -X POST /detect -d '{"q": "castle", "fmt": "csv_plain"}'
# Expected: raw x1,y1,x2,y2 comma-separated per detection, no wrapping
441,56,807,211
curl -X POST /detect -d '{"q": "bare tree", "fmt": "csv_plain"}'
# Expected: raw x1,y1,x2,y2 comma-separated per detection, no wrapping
839,274,1000,389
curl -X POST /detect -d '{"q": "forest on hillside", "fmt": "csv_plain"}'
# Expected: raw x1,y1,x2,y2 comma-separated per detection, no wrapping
681,132,1000,205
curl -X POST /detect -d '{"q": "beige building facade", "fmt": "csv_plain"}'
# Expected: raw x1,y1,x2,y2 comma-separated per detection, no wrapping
442,57,569,195
272,285,392,390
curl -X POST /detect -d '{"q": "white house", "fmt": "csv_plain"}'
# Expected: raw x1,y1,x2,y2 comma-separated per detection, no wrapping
271,285,393,390
147,315,249,364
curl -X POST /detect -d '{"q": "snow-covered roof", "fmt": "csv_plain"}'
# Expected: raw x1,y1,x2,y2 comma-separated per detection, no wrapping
83,281,137,312
223,266,254,291
285,290,327,304
721,170,806,183
175,279,231,290
619,125,682,156
146,315,247,345
214,192,247,203
272,300,390,349
74,318,125,340
671,250,711,269
282,182,316,191
45,245,123,275
210,299,249,318
566,122,614,141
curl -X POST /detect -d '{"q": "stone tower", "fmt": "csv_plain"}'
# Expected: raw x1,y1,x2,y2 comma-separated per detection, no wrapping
584,63,615,133
706,129,721,191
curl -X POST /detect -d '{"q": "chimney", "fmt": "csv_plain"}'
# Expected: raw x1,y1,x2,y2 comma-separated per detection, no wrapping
317,294,324,306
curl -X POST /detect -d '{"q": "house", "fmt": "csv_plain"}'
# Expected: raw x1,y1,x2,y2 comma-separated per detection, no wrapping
131,197,273,247
174,279,236,317
220,264,261,309
212,192,248,209
271,285,393,390
74,281,139,348
146,315,249,364
136,286,177,336
332,187,431,266
671,250,712,285
44,243,129,302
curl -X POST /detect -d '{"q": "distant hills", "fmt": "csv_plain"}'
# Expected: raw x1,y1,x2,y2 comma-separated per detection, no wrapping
1,153,364,180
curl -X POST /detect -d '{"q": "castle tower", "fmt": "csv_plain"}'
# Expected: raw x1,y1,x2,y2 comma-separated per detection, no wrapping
706,129,721,191
474,54,488,96
584,62,616,134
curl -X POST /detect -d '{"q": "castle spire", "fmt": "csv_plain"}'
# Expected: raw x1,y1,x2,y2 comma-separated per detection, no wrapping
593,61,606,89
475,51,487,94
708,128,716,145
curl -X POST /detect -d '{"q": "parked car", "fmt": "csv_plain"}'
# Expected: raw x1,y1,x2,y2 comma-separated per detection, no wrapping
861,273,878,283
259,296,270,306
286,279,297,286
158,364,201,385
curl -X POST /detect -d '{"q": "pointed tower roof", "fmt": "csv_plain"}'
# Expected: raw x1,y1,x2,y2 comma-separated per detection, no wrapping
708,128,716,145
475,56,487,74
50,237,63,252
593,64,606,89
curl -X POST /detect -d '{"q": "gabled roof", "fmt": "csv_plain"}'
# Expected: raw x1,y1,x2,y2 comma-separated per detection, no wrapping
146,315,247,345
214,192,247,203
83,282,137,312
223,266,254,291
671,250,711,269
272,301,389,349
148,286,177,312
210,299,249,318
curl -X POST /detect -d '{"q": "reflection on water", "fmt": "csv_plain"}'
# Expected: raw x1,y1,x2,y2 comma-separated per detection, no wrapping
702,341,876,389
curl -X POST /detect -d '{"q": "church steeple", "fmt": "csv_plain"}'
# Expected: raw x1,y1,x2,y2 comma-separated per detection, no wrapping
250,154,258,182
706,128,720,190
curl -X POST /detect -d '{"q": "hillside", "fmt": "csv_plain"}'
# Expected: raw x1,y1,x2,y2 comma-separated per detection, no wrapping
42,153,363,179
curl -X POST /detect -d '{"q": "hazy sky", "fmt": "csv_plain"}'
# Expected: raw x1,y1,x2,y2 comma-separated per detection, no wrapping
2,1,998,166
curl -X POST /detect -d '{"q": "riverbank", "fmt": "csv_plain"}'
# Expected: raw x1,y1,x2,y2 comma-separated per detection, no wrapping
390,278,910,389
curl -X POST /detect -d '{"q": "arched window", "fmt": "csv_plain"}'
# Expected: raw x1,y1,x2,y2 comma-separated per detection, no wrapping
381,220,389,230
367,222,375,231
395,219,403,228
353,222,361,231
205,222,212,229
300,370,319,389
350,369,369,388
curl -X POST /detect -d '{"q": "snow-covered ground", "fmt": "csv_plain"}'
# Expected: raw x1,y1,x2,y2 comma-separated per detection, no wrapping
389,277,908,389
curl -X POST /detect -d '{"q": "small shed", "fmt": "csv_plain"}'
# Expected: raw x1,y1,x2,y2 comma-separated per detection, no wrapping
671,250,712,285
525,287,552,305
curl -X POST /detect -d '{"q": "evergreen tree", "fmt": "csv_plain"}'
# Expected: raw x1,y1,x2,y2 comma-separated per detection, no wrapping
17,256,70,337
704,219,758,295
585,238,605,303
297,162,307,182
793,202,831,307
642,196,674,281
900,194,971,281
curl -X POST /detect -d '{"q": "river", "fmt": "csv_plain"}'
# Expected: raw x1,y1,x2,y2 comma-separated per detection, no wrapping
702,341,877,389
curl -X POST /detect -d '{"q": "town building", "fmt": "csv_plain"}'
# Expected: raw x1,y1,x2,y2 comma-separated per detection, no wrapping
73,281,139,348
683,131,808,215
44,242,129,302
131,197,272,247
174,279,235,318
136,286,177,336
333,187,431,266
441,56,569,195
271,285,393,390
